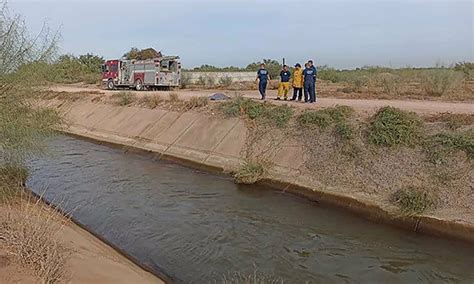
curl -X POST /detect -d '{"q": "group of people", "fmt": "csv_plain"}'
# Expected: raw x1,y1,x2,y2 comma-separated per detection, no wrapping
256,60,317,103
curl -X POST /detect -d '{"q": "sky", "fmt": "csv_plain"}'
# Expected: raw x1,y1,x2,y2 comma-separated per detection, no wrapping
7,0,474,69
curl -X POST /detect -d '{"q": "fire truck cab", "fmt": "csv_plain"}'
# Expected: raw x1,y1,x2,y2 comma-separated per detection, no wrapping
101,56,181,90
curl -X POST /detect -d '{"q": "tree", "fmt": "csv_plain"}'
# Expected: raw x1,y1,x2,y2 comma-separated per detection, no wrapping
123,47,161,60
0,1,61,178
246,59,282,78
78,53,104,73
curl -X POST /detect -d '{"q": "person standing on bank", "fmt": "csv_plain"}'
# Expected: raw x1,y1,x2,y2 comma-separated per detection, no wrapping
308,60,318,103
303,62,316,103
277,65,291,100
290,63,303,101
256,63,270,100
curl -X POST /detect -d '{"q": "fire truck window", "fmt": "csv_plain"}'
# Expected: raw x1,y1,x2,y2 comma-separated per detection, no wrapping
110,64,118,72
160,61,169,72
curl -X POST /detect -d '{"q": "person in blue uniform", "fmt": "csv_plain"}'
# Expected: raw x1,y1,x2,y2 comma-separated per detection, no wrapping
303,62,316,103
256,63,270,100
308,60,318,103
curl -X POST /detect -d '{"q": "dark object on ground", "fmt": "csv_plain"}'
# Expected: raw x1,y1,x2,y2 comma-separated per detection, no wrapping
209,93,230,101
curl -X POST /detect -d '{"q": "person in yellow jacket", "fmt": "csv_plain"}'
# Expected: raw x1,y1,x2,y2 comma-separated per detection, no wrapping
290,63,304,101
277,65,291,100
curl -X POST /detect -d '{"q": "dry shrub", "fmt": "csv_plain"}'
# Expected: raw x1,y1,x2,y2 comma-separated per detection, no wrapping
0,196,70,283
112,91,135,106
421,69,463,97
168,92,180,102
185,96,209,110
139,95,162,109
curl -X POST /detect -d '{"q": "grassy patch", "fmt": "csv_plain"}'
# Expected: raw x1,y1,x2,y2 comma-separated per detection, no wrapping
424,131,474,163
233,161,265,184
391,187,436,215
112,91,135,106
369,106,422,147
262,104,294,128
297,105,354,129
221,97,293,128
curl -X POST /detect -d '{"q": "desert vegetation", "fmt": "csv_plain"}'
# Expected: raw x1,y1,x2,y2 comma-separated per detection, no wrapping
217,96,473,216
0,1,69,282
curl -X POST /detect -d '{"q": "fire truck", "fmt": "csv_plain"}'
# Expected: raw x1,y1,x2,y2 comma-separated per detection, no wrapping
101,56,181,90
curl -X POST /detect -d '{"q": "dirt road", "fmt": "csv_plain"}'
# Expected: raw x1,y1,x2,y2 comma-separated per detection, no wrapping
51,85,474,116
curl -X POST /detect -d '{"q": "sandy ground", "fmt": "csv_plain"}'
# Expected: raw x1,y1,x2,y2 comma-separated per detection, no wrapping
0,203,163,284
51,84,474,116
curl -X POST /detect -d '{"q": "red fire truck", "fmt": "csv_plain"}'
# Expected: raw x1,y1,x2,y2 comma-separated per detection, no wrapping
101,56,181,90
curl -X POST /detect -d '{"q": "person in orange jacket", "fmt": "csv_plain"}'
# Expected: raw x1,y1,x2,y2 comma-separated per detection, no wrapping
290,63,304,101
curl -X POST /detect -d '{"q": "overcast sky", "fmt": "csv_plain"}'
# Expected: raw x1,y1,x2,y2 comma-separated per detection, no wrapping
8,0,474,69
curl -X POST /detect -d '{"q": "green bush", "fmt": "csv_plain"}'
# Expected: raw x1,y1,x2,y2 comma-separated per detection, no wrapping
233,161,265,184
297,105,354,130
424,131,474,163
221,97,293,128
263,104,294,128
392,188,436,215
369,106,422,147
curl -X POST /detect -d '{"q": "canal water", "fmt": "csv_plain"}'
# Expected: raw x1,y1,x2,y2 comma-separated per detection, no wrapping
27,136,474,283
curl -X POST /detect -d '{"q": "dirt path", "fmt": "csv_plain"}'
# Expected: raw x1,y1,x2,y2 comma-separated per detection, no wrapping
51,85,474,116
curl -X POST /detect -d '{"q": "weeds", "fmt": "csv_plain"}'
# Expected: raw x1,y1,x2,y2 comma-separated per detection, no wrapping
139,95,162,109
368,106,422,147
0,196,70,283
424,131,474,163
221,97,294,128
180,72,192,89
112,91,135,106
234,161,266,184
186,96,209,110
262,105,294,128
219,76,233,87
391,187,436,215
168,92,180,102
421,69,462,97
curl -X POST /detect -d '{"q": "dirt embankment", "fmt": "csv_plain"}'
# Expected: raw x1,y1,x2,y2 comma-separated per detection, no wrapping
0,200,163,284
50,84,474,116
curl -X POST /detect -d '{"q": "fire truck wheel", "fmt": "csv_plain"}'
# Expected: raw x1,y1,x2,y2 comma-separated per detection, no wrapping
135,79,143,91
106,80,115,90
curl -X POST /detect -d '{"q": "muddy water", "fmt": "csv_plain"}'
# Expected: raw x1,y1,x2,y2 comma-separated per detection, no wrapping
27,136,474,283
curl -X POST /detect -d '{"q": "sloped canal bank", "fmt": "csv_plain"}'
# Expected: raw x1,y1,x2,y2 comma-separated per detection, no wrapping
27,136,474,283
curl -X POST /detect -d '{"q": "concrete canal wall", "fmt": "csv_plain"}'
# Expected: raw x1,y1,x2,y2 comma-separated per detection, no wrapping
41,99,474,243
183,71,255,84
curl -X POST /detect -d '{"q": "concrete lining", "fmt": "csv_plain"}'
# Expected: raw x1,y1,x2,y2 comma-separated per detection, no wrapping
59,102,474,244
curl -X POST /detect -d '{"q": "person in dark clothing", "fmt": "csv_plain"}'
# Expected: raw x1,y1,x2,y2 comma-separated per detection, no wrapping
308,60,318,103
277,65,291,100
303,62,316,103
255,63,270,100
